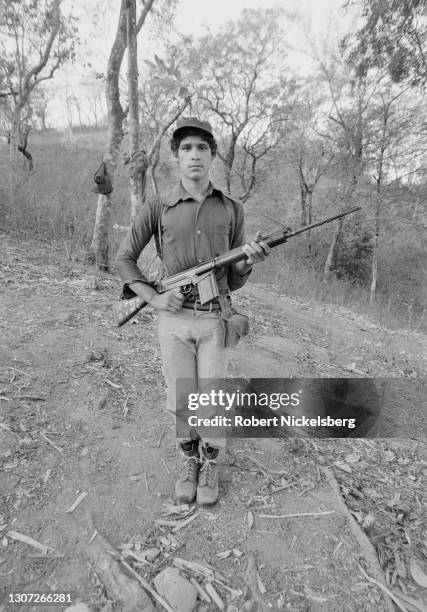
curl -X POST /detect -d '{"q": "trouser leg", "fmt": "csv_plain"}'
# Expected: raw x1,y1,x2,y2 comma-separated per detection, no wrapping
195,312,229,450
158,309,229,448
158,310,198,445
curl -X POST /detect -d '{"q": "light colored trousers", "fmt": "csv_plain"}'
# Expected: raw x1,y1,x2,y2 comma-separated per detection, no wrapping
158,308,229,449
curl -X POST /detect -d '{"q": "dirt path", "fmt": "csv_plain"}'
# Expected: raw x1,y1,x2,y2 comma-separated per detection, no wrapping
0,233,426,612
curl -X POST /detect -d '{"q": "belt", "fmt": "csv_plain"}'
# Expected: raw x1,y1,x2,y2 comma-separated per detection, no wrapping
182,300,221,312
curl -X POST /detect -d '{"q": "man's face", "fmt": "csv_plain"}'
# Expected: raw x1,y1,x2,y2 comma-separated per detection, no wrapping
177,134,214,182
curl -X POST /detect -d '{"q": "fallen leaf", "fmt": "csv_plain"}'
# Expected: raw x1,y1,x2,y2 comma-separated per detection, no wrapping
361,513,376,531
410,560,427,588
333,461,352,474
217,550,232,559
305,587,328,603
345,453,360,464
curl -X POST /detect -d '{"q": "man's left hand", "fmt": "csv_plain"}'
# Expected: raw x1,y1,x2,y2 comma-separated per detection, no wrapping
242,231,270,265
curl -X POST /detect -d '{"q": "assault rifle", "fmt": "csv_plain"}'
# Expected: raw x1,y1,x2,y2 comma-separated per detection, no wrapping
113,205,361,327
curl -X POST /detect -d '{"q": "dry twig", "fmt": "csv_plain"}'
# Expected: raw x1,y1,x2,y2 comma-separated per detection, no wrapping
40,432,63,454
6,531,55,553
259,511,334,519
66,492,88,513
358,564,409,612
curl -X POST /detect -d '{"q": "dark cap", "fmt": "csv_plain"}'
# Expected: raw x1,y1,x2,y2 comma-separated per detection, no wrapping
172,116,213,139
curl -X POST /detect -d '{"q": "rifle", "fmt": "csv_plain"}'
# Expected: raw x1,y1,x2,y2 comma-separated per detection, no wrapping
113,205,361,327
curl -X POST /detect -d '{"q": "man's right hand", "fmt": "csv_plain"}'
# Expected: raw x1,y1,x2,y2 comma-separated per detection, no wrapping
149,290,185,313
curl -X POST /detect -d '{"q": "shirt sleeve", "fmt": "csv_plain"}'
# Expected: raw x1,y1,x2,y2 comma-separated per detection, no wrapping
115,198,158,286
227,199,252,292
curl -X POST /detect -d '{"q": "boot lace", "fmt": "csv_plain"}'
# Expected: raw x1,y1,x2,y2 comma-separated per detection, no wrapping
182,456,199,482
199,458,217,488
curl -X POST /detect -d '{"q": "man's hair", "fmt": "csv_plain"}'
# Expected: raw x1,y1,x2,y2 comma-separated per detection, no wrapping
170,128,217,157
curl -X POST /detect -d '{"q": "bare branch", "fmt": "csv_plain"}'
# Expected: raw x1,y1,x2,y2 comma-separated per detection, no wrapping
147,97,191,163
22,0,61,96
136,0,156,33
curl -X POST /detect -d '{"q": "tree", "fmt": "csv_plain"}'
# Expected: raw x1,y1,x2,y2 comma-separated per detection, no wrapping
312,47,379,279
89,0,155,270
282,93,335,252
364,80,425,305
32,87,49,130
346,0,427,87
188,8,295,195
138,57,191,195
126,0,142,220
0,0,75,165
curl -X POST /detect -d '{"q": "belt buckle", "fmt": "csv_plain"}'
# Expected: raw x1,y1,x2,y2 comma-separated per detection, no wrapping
194,299,213,312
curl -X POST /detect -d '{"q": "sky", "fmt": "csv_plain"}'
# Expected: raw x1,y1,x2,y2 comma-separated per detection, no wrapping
173,0,349,34
49,0,357,128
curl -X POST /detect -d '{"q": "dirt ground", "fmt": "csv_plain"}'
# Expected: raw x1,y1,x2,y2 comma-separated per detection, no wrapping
0,232,426,612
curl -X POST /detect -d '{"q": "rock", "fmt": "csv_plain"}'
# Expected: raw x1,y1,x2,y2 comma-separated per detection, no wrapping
154,567,197,612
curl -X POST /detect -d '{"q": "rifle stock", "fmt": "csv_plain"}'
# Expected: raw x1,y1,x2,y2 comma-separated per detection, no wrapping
113,205,361,327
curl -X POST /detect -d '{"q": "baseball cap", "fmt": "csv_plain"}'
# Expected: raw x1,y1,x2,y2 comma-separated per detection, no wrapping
172,117,213,139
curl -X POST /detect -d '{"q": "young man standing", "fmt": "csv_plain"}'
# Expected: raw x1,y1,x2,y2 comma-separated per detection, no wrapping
116,117,269,506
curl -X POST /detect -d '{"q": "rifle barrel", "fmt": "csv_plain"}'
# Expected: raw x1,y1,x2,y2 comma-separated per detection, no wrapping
214,205,362,268
285,206,362,239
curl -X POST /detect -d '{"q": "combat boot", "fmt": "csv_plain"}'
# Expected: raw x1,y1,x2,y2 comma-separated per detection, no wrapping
175,440,200,503
196,446,219,506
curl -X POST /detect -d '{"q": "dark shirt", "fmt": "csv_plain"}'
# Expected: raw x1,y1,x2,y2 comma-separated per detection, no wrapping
115,182,251,295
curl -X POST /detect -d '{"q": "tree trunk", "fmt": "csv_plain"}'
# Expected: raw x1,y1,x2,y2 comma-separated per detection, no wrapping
126,0,143,220
370,207,379,306
299,187,307,225
92,194,113,269
224,134,238,193
307,190,313,253
324,152,362,279
370,169,383,306
8,103,24,207
323,217,343,280
89,1,127,270
89,0,155,269
9,104,23,165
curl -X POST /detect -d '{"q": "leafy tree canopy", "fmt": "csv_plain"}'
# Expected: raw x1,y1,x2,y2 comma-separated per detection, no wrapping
344,0,427,86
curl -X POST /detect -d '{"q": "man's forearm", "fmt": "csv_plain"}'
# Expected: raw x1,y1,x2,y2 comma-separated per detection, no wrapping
128,281,159,305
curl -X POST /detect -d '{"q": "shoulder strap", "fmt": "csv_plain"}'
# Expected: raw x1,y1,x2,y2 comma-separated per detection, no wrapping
222,193,238,243
144,194,166,280
149,193,165,259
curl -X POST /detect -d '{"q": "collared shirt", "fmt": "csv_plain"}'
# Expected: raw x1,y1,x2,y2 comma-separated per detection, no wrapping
115,182,251,295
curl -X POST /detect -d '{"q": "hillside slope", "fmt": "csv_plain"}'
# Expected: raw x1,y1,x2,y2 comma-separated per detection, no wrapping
0,232,426,612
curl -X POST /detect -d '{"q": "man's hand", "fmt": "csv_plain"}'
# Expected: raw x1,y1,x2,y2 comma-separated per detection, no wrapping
242,231,271,265
149,289,184,313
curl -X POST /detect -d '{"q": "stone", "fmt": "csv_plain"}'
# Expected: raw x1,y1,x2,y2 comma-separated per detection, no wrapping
154,567,197,612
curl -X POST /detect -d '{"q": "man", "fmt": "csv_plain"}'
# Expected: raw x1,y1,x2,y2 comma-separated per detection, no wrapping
116,117,269,506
